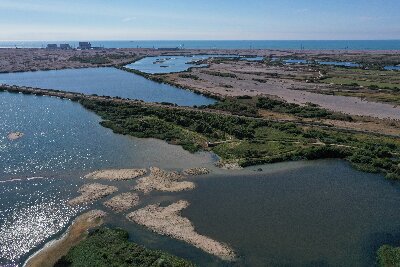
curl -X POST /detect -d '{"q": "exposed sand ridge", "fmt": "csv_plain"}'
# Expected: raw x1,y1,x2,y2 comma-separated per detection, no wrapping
127,200,236,261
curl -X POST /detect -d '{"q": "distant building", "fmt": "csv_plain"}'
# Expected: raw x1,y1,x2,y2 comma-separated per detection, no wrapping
60,44,72,50
46,44,58,49
78,42,92,50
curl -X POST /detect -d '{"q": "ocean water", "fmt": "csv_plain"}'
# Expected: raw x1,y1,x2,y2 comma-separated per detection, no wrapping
0,67,215,106
0,40,399,50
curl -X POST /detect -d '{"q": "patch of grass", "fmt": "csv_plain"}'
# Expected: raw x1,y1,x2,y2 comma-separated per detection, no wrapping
55,227,194,267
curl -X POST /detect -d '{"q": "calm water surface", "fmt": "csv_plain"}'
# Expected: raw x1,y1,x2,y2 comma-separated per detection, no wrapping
126,55,259,74
175,160,400,267
0,67,215,106
0,92,214,266
2,93,400,267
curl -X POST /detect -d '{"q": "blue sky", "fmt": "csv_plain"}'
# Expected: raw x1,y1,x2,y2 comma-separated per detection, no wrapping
0,0,399,40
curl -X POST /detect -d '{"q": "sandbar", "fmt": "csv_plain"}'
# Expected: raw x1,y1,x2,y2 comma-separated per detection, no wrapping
85,168,147,181
103,192,139,212
7,132,24,140
182,167,210,176
68,183,118,206
134,167,195,193
127,200,235,261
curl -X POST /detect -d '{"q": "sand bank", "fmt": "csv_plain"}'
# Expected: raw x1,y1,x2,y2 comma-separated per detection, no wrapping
7,132,24,140
24,210,106,267
85,169,147,181
68,183,118,206
127,200,235,261
182,167,210,176
103,192,139,213
135,167,195,193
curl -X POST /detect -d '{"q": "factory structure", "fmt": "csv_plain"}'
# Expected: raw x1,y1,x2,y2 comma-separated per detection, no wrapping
45,42,102,50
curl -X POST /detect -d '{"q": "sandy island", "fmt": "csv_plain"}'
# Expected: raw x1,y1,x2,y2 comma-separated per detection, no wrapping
24,210,106,267
134,167,195,193
7,132,24,141
68,183,118,206
103,192,139,213
182,167,210,176
85,168,147,181
127,200,235,261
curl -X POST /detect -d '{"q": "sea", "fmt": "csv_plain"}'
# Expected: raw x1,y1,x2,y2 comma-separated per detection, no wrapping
0,40,399,50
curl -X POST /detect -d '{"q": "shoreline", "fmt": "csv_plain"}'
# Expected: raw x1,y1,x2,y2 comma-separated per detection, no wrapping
24,210,106,267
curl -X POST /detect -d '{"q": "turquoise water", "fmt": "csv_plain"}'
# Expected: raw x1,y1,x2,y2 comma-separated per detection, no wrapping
1,40,399,50
0,67,215,106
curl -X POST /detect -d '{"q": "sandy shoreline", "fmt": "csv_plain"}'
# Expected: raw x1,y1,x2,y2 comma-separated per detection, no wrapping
127,200,236,261
24,210,106,267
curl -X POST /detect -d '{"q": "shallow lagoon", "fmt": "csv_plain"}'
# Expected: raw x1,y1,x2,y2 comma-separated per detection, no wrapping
126,55,264,74
0,92,214,265
177,160,400,266
2,93,400,267
0,67,215,106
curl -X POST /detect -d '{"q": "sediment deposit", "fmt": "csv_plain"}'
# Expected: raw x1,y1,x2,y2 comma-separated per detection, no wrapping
7,132,24,140
68,183,118,206
103,192,139,212
85,169,147,181
127,200,235,261
182,167,210,176
134,167,195,193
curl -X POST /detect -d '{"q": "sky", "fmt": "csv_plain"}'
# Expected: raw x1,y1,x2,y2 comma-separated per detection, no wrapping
0,0,399,41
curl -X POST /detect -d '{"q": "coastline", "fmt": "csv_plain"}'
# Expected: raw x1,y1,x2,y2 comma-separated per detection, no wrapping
23,210,106,267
